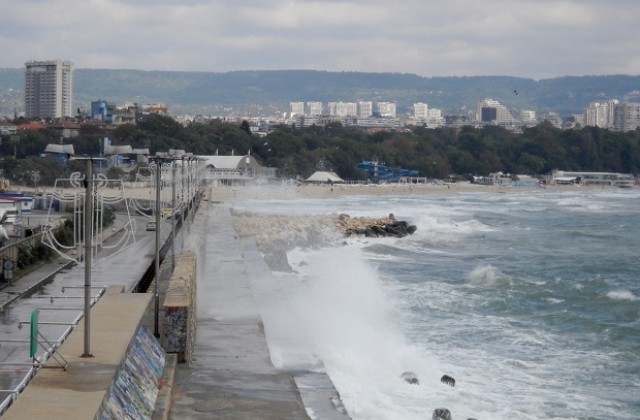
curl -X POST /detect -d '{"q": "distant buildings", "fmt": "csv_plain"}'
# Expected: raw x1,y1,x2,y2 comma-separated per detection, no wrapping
24,60,73,119
582,100,640,131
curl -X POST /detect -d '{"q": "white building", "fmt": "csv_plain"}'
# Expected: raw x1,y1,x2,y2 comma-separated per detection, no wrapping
583,99,618,128
612,102,640,132
307,101,323,116
377,102,396,118
414,102,428,120
520,110,537,125
328,101,357,117
357,101,373,118
24,60,73,119
290,102,305,116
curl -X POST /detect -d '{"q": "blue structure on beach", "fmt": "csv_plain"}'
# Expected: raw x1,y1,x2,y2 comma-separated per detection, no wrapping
357,161,419,182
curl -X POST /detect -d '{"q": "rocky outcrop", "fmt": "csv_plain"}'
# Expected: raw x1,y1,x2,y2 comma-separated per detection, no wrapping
338,214,417,238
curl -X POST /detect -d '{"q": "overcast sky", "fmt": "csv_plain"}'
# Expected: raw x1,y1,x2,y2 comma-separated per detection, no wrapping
1,0,639,79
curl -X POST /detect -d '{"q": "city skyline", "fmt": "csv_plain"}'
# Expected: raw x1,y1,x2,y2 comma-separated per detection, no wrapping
1,1,639,79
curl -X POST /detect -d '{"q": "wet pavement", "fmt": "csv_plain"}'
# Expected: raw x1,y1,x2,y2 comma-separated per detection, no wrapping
169,204,350,420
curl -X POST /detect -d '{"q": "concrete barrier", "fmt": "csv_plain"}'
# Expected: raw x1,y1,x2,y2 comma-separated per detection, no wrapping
161,251,196,363
96,324,165,419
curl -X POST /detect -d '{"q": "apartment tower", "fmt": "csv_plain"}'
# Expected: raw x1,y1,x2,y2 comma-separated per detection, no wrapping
25,60,74,119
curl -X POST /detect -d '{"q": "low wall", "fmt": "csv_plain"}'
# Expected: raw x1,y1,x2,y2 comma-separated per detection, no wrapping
97,325,165,419
161,251,197,363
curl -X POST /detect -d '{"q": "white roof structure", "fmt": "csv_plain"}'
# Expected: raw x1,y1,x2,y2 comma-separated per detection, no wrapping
44,144,75,155
200,155,248,169
305,171,344,183
104,145,133,155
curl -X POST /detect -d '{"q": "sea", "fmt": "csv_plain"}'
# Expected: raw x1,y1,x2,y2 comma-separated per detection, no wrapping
231,187,640,420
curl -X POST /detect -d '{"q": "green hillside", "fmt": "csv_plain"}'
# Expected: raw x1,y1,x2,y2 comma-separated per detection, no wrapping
2,68,639,117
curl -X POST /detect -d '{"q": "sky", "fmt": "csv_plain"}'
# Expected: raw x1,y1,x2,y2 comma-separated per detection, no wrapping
1,0,639,79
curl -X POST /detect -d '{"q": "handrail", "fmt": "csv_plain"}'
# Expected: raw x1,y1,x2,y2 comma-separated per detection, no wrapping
0,287,105,415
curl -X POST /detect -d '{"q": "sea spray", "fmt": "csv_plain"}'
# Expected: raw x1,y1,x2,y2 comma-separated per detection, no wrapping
283,245,449,420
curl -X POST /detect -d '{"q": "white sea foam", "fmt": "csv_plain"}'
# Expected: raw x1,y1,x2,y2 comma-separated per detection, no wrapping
464,264,501,286
284,245,450,420
607,290,638,301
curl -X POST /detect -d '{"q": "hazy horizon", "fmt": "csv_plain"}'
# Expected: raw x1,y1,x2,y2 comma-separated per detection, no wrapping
2,1,639,79
4,66,639,81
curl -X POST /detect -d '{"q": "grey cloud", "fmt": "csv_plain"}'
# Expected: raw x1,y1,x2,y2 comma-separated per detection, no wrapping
0,0,638,78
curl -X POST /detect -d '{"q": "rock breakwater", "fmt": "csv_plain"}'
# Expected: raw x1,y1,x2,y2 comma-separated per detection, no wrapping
231,210,416,272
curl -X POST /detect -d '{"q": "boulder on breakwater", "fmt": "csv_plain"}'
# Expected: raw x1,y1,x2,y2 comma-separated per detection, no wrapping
400,371,419,385
432,408,452,420
338,213,417,238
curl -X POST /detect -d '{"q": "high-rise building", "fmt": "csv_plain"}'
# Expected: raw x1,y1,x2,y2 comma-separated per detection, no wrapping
612,102,640,132
328,102,357,117
377,102,396,118
290,102,305,116
307,101,323,116
357,101,373,118
414,102,428,120
24,60,73,119
583,99,619,128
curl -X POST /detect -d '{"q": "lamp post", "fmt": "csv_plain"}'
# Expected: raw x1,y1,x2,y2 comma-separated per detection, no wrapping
83,159,93,357
154,159,161,337
171,162,176,268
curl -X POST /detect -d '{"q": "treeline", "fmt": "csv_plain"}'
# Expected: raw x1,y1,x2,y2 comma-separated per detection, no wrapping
1,115,640,186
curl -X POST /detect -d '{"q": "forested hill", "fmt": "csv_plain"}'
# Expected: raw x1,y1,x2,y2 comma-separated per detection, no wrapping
1,68,639,116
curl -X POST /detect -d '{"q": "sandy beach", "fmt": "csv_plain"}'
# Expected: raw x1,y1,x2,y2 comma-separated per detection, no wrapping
207,181,588,202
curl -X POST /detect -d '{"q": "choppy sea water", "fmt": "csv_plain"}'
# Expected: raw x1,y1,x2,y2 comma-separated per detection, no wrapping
233,188,640,420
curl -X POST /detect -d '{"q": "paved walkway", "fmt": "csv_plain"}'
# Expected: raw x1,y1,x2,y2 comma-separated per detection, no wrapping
0,256,75,312
169,204,351,419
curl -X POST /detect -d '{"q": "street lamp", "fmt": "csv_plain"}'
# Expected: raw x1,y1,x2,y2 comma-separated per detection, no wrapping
69,157,106,358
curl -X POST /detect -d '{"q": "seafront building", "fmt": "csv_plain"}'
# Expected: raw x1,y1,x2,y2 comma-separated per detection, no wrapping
24,60,73,119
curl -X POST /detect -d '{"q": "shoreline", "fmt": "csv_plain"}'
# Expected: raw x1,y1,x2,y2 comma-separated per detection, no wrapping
208,181,635,202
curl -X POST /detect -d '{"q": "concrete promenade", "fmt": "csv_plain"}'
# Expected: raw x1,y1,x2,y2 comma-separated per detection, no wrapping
169,203,350,419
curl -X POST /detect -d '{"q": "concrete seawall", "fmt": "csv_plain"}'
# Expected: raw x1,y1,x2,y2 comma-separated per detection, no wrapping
161,250,197,363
